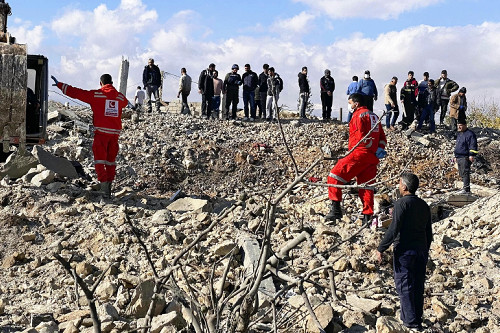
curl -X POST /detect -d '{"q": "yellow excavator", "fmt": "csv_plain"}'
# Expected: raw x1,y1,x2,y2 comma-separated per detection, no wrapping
0,0,48,160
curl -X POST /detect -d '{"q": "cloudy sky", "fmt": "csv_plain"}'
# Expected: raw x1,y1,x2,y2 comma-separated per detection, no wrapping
7,0,500,114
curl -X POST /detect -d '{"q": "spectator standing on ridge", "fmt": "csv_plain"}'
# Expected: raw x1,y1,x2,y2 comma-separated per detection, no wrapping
51,74,128,198
346,76,358,122
399,71,419,130
435,70,459,126
320,69,335,122
254,84,263,119
416,79,438,134
258,64,270,119
177,67,192,115
134,86,145,112
266,67,282,121
417,72,430,123
454,119,477,194
298,66,310,119
375,173,433,331
198,63,216,119
356,70,377,111
223,64,242,120
242,64,258,121
449,87,467,133
325,93,387,225
212,70,223,119
384,76,399,130
142,58,161,113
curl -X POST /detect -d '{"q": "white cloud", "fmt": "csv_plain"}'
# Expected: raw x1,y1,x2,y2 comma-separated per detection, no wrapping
9,22,44,53
271,12,316,38
293,0,443,19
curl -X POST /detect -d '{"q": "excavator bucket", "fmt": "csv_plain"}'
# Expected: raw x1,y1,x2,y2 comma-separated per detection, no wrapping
0,42,27,153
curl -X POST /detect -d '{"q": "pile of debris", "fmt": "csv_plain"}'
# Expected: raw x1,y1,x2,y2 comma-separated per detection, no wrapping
0,101,499,332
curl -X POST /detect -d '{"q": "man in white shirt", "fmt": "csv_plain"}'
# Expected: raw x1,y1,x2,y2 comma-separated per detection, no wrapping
134,86,145,111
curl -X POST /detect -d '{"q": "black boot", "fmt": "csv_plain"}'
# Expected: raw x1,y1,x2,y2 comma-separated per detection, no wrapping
325,201,343,222
363,214,373,226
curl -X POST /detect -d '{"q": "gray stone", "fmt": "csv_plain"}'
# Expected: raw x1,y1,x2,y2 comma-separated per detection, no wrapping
346,295,382,313
33,146,78,179
212,240,237,256
151,209,174,225
126,279,166,318
151,312,187,333
31,170,55,187
0,150,39,179
167,197,211,213
376,316,407,333
95,281,118,301
98,303,121,321
306,304,334,332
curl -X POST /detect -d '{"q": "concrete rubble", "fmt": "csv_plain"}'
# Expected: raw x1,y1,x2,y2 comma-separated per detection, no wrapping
0,100,499,332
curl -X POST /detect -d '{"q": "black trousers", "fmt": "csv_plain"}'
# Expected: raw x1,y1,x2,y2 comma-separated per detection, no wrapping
202,93,213,117
401,101,415,128
181,91,190,114
394,248,428,328
439,99,449,124
457,157,471,191
225,90,239,119
321,92,333,119
364,95,374,111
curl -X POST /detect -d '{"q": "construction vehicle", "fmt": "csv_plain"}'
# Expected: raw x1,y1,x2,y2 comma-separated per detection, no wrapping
0,0,48,159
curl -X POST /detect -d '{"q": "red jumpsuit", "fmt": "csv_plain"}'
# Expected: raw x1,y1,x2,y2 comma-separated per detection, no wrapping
327,106,387,215
57,82,128,182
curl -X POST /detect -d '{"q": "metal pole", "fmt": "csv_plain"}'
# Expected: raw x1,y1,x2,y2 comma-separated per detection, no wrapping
339,107,342,122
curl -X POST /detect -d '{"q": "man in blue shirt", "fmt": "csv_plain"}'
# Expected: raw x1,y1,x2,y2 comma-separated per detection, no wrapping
346,76,358,122
356,70,378,111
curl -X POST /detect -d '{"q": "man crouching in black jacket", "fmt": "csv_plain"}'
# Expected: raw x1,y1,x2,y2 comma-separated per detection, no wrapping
375,173,433,331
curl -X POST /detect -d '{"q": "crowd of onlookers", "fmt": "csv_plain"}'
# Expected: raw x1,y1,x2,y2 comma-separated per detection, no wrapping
137,59,468,135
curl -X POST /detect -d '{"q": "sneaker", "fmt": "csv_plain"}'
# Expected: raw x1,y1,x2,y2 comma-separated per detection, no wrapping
243,117,249,121
457,189,471,195
249,117,254,122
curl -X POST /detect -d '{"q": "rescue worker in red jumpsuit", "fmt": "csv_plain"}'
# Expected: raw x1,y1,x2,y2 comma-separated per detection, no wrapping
326,93,387,224
51,74,129,198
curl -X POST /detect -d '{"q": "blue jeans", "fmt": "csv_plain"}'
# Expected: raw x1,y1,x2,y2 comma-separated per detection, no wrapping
347,111,353,123
299,92,309,118
243,90,256,118
417,105,436,133
145,85,160,112
385,104,400,128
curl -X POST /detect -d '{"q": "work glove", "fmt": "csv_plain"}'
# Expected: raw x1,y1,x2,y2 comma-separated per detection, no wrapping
375,147,387,159
51,75,59,86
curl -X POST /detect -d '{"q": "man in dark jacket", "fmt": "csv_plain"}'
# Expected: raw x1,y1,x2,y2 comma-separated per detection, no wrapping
454,120,478,194
376,173,433,331
241,64,258,121
449,87,467,133
356,70,377,111
223,64,242,120
258,64,269,119
298,66,310,119
399,71,419,130
198,63,216,119
320,69,335,122
142,58,162,113
416,79,438,134
435,69,459,126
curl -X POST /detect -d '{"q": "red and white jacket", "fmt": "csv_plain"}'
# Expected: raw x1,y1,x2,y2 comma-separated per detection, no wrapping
348,106,387,155
57,82,128,136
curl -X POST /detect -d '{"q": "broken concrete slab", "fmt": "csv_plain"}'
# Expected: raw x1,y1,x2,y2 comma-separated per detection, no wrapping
238,233,276,304
126,279,166,318
447,193,478,207
453,181,500,197
346,294,382,313
0,150,39,179
167,197,211,213
31,170,55,187
32,146,78,179
406,130,431,146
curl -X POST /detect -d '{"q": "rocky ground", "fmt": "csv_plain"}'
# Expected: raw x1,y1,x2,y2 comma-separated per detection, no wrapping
0,101,499,333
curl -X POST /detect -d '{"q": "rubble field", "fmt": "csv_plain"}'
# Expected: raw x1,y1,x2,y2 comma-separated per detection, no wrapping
0,101,500,333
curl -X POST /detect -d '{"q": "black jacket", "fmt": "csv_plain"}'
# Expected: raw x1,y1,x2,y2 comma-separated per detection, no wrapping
320,76,335,93
142,64,162,87
198,69,215,96
259,72,268,92
298,72,309,93
242,70,258,91
378,194,433,253
223,72,242,94
419,87,438,109
454,129,478,158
